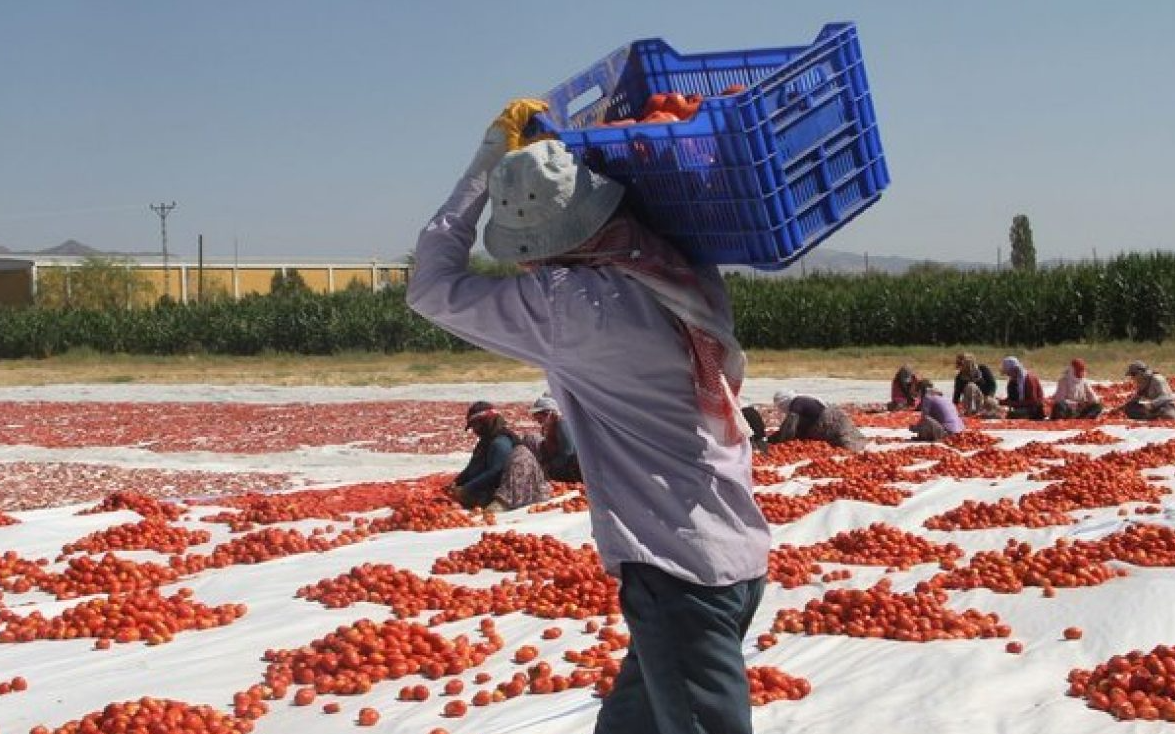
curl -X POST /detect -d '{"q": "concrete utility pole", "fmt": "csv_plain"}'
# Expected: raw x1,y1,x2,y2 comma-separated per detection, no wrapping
233,236,240,301
197,234,204,303
149,201,177,299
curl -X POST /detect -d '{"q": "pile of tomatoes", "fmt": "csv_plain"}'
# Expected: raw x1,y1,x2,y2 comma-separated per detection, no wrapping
261,618,503,698
297,563,472,616
1057,428,1121,445
0,551,48,593
772,579,1012,642
599,84,746,127
59,518,210,557
807,523,964,570
809,478,912,506
755,492,829,525
929,538,1125,594
926,446,1046,480
766,546,821,588
29,697,255,734
794,452,934,484
197,477,453,530
747,666,812,706
1069,645,1175,721
1088,524,1175,567
1021,473,1166,514
757,438,848,466
176,526,368,572
924,497,1074,531
78,491,186,521
942,431,1002,450
527,490,590,514
0,588,245,645
32,553,179,599
364,501,490,534
431,531,598,579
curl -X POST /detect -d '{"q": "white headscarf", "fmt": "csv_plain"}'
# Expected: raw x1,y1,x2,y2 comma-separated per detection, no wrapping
773,389,797,412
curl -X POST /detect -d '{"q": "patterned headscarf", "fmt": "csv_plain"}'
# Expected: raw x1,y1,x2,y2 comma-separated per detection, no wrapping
563,213,750,446
957,353,980,381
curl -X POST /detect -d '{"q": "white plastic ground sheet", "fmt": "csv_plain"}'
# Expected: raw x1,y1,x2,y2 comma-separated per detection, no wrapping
0,379,1173,733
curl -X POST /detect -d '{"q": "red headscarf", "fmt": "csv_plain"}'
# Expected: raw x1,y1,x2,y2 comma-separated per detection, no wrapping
1071,358,1087,379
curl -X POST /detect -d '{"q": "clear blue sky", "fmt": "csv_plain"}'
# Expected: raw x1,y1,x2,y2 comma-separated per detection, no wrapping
2,1,1173,265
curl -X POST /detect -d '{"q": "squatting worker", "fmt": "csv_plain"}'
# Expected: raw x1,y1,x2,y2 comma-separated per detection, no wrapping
407,100,771,734
524,395,583,482
769,389,866,451
1120,360,1175,420
451,400,550,512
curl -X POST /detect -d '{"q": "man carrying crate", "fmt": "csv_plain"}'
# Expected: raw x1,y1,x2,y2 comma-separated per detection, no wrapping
408,100,771,734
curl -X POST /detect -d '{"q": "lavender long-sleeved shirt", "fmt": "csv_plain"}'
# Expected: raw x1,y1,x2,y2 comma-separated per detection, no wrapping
920,392,964,434
407,168,770,586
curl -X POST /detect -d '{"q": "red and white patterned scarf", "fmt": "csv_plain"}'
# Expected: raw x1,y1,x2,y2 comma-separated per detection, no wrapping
564,214,751,446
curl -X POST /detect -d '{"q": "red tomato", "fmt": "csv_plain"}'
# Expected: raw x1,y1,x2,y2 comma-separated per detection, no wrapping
660,93,691,119
293,687,315,705
641,93,668,117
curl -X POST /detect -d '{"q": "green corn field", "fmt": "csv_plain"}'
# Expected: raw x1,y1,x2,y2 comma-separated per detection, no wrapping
0,252,1171,359
727,252,1173,349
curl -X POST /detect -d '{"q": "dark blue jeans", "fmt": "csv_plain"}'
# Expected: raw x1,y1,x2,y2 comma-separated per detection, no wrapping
594,562,766,734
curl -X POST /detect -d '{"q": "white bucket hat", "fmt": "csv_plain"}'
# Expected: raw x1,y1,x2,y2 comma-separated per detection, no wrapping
529,395,560,415
484,139,625,263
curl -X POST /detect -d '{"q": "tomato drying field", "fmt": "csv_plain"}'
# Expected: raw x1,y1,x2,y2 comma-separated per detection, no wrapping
1,379,1175,734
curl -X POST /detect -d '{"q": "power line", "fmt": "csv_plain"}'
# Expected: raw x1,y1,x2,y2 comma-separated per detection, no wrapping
149,201,177,299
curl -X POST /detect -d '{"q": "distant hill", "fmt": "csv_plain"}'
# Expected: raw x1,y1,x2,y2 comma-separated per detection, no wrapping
0,240,154,258
0,241,1103,273
724,247,995,278
37,239,102,256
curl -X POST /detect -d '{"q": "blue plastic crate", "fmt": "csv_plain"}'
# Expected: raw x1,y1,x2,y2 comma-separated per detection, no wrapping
530,23,889,269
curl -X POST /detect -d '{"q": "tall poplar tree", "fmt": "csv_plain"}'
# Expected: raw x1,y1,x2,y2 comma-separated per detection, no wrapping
1009,214,1036,271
